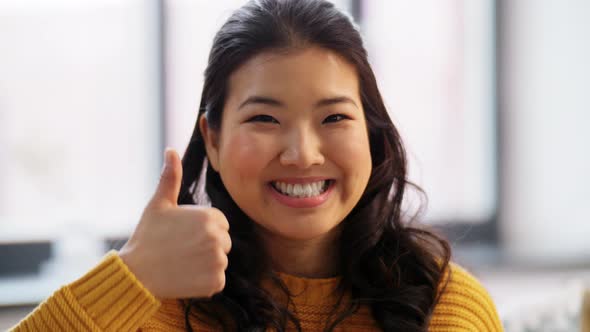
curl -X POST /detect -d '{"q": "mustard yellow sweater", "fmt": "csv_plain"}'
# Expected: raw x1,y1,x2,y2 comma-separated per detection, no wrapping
11,251,503,331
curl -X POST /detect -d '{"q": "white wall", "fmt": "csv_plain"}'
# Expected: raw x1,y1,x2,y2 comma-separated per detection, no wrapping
501,0,590,264
0,0,161,241
362,0,496,224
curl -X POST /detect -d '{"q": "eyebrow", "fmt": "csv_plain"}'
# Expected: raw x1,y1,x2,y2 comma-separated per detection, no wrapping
237,95,359,110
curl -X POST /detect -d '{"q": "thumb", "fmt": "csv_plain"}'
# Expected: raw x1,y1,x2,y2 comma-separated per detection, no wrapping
150,148,183,208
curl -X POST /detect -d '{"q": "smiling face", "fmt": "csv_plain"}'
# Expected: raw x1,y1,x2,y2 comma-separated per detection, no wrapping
201,46,372,242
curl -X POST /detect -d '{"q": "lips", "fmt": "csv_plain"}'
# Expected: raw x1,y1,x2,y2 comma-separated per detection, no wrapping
267,178,335,208
270,177,333,184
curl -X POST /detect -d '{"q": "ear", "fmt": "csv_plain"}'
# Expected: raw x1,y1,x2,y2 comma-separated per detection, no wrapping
199,114,221,172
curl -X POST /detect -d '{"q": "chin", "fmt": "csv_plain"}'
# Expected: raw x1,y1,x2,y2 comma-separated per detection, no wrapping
266,222,340,241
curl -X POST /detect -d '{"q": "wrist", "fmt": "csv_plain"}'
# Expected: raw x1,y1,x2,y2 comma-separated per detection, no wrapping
118,246,141,282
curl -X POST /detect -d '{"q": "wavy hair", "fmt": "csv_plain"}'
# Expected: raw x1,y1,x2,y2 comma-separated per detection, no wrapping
177,0,451,330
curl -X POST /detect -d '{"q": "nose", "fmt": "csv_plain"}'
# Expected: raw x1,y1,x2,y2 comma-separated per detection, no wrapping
279,126,325,169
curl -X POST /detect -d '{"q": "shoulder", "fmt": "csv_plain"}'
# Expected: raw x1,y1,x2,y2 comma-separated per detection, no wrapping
429,262,504,332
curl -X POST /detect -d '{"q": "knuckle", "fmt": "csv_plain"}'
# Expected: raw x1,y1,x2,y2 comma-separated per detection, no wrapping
200,221,217,239
216,250,228,270
209,208,230,229
208,207,224,219
215,273,226,291
225,233,233,252
204,274,225,297
204,226,218,238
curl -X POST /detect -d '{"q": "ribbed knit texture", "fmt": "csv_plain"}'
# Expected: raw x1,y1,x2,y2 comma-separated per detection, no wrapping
11,251,161,332
11,251,503,331
429,264,502,332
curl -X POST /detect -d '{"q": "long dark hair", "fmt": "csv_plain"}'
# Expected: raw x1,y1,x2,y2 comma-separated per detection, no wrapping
177,0,451,331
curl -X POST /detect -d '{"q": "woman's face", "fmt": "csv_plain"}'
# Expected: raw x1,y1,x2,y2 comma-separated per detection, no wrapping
202,46,372,241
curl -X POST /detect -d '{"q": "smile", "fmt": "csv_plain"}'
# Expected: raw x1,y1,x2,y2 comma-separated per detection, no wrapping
271,180,332,198
267,179,335,208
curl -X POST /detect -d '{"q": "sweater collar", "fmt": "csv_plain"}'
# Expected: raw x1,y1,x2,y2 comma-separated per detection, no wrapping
262,271,346,306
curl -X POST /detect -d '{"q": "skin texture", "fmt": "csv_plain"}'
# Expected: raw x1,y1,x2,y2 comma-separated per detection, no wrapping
200,46,372,278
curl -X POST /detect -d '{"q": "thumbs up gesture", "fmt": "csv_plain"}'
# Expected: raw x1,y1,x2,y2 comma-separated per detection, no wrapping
119,148,232,299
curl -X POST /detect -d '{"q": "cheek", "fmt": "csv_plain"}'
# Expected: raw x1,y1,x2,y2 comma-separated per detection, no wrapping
219,130,274,183
328,127,372,190
333,127,371,167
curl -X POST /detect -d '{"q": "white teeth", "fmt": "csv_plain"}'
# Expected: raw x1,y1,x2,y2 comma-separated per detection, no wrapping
293,184,304,196
304,185,312,197
272,180,329,198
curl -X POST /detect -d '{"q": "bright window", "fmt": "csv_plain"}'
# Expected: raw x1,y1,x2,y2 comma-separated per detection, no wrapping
361,0,497,223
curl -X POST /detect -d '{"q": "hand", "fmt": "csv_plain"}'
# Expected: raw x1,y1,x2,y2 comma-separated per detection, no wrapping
119,148,231,299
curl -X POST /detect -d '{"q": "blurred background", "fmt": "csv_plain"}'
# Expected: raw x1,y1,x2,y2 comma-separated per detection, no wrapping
0,0,589,330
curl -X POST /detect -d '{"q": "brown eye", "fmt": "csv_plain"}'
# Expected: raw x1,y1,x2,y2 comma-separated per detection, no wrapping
323,114,349,124
247,114,279,124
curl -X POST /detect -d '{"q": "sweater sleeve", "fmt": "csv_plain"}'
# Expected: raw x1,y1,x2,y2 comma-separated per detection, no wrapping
10,250,161,332
429,263,504,332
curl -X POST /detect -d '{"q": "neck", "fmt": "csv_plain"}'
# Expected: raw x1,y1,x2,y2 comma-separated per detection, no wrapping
257,227,341,278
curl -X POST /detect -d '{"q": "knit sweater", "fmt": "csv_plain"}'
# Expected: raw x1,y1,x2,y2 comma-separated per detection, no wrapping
11,251,503,331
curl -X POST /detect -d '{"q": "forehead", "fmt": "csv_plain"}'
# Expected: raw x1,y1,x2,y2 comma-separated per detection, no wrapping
226,47,360,105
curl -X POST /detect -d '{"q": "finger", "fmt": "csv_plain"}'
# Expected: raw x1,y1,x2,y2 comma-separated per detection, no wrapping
221,231,232,254
149,148,183,209
209,207,230,231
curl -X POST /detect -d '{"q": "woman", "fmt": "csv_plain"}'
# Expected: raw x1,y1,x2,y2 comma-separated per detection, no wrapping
13,0,502,331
